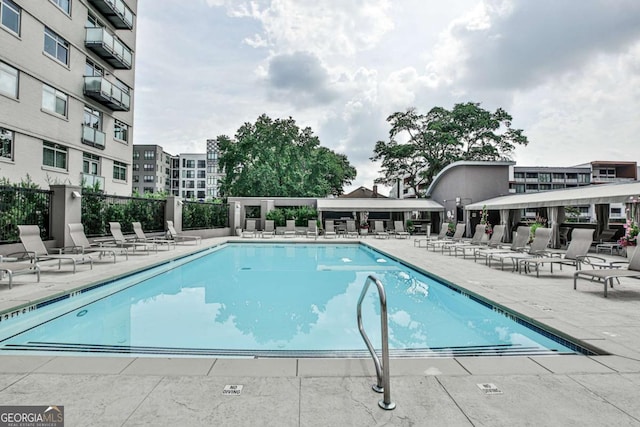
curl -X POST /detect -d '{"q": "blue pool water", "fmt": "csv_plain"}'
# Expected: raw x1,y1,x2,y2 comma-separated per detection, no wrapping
0,243,587,357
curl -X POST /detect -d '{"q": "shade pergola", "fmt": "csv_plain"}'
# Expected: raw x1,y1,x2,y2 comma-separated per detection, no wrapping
317,198,444,213
465,181,640,248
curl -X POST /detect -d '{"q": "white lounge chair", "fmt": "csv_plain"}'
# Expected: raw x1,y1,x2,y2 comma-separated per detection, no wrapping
132,222,176,250
442,224,486,256
68,223,127,262
574,244,640,297
283,220,296,238
374,221,389,239
393,221,410,239
414,223,448,247
345,220,358,238
474,226,530,265
306,220,318,238
452,225,505,259
519,229,594,277
109,222,157,254
242,219,257,238
489,227,552,271
323,220,337,239
261,220,275,238
426,223,465,251
0,260,40,289
13,225,93,273
166,220,202,245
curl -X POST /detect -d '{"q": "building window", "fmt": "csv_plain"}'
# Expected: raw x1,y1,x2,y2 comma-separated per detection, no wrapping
143,175,154,182
82,152,99,175
132,163,139,171
84,59,103,77
132,150,139,160
144,150,155,160
113,161,127,181
50,0,70,15
44,27,69,66
197,170,206,179
86,11,100,28
132,175,139,183
207,151,217,160
0,61,18,98
83,105,101,130
0,0,20,35
144,187,154,193
143,164,154,171
42,84,67,116
182,170,195,179
183,159,195,168
114,120,128,142
197,160,206,168
43,141,67,170
0,127,13,160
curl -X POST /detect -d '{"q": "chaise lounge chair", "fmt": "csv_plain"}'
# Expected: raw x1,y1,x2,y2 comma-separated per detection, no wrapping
14,225,93,273
519,229,595,277
261,220,275,238
426,223,465,251
283,220,296,238
306,220,318,238
452,225,506,259
489,227,552,271
109,222,157,254
242,219,257,238
474,226,530,266
323,220,337,239
0,260,40,289
345,220,358,238
166,220,202,245
574,245,640,297
442,224,486,256
414,223,448,248
68,223,127,262
132,222,176,250
374,221,389,239
393,221,410,239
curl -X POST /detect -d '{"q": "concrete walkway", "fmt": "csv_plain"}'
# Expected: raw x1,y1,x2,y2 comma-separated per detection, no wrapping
1,236,640,426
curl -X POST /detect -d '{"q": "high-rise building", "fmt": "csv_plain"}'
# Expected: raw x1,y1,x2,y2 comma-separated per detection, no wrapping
170,153,207,200
132,144,171,195
206,139,223,199
0,0,137,195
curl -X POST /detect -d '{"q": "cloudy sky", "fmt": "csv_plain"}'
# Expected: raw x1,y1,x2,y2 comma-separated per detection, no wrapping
133,0,640,195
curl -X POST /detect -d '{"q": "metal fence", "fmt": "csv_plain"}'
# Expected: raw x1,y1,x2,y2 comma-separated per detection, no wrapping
81,191,166,237
183,201,229,230
0,186,52,243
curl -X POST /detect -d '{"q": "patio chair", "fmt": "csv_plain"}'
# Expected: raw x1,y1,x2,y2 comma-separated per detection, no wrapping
306,220,318,238
166,220,202,245
13,225,93,273
519,229,595,277
574,245,640,297
451,224,504,258
68,223,128,262
426,223,465,251
261,220,275,238
442,224,486,256
109,222,157,254
132,222,176,250
323,220,337,239
0,260,40,289
414,223,448,247
474,226,530,265
489,227,552,271
393,221,410,239
374,221,389,239
242,219,257,238
345,220,358,238
283,220,296,237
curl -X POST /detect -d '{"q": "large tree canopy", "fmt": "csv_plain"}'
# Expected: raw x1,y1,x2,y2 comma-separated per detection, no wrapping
371,102,528,197
217,114,356,197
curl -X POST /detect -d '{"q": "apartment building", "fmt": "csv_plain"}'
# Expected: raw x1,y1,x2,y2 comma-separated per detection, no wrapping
169,153,207,199
0,0,136,195
131,144,171,195
205,139,223,199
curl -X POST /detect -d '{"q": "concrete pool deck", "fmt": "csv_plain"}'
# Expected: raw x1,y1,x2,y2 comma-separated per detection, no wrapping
1,236,640,426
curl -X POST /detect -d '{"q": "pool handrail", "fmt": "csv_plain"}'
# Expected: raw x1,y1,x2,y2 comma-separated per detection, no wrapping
356,274,396,410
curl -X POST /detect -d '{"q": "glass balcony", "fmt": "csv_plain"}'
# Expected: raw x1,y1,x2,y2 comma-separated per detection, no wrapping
82,125,106,149
84,76,130,111
87,0,134,30
85,28,132,69
81,172,105,190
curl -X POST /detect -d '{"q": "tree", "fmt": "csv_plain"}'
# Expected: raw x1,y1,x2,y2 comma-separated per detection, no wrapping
371,102,528,197
217,114,356,197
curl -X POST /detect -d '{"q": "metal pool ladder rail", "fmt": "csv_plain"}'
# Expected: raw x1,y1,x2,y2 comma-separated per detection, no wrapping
357,274,396,410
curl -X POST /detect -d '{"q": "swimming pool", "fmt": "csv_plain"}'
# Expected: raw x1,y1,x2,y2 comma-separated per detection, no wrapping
0,243,591,357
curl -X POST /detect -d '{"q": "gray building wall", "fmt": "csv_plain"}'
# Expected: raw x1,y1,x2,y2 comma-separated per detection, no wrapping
0,0,137,195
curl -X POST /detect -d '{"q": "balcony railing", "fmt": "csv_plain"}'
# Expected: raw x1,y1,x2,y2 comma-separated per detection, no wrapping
84,76,130,111
87,0,134,30
81,173,105,190
85,27,132,69
82,125,106,149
